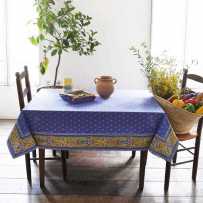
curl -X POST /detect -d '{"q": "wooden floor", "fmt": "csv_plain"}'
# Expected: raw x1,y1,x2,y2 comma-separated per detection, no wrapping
1,120,203,203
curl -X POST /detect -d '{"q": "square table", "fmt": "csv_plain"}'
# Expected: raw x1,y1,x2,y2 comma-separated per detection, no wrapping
7,89,178,189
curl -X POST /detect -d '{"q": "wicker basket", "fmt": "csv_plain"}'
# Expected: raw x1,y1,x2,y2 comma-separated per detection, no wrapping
154,95,202,134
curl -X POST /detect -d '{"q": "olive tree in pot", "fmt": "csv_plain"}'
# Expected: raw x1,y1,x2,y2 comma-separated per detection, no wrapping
30,0,100,86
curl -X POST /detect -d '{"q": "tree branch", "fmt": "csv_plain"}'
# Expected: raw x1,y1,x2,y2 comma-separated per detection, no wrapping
54,53,62,86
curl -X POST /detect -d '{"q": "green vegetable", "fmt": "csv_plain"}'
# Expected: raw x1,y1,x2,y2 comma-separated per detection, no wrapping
184,103,196,113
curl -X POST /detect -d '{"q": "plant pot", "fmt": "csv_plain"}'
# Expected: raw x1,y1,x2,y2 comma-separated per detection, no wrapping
94,76,117,99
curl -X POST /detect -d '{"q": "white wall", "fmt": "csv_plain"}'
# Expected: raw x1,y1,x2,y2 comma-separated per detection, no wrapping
0,86,19,118
41,0,151,90
0,0,152,119
0,0,38,119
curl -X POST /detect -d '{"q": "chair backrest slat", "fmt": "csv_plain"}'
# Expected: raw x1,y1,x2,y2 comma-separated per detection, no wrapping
181,68,203,138
181,69,188,90
187,74,203,84
16,72,25,111
182,68,203,90
24,66,32,102
15,66,32,111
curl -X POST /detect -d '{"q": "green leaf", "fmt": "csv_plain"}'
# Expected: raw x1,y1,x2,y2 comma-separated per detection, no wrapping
51,49,58,56
29,36,39,45
40,62,46,74
39,34,45,40
39,57,49,75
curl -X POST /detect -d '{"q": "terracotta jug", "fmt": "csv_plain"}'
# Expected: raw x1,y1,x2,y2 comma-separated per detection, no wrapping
94,76,117,99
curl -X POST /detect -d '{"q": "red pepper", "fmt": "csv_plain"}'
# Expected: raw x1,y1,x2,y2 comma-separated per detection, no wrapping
184,98,198,105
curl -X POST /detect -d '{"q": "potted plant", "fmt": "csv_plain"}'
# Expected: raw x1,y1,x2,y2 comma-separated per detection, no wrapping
30,0,100,86
130,43,203,134
130,43,181,99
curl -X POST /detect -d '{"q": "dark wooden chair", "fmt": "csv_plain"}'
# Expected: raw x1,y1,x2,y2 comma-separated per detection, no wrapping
164,68,203,192
16,66,67,185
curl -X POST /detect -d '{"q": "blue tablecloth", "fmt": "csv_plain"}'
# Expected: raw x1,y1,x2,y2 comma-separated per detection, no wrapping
7,89,178,161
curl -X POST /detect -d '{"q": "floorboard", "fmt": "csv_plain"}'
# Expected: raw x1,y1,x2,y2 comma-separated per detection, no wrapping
0,120,203,202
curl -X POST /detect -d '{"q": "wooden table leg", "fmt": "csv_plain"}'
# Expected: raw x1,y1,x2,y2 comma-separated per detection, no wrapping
39,148,45,188
25,153,31,185
139,150,148,191
61,151,67,181
132,150,136,158
52,150,57,157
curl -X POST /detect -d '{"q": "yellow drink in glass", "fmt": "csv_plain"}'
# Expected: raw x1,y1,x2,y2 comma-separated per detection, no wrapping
64,78,72,92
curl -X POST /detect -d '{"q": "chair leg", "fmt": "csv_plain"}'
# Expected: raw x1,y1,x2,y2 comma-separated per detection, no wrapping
139,150,148,191
39,149,45,188
32,150,37,163
25,153,31,184
173,149,178,164
192,136,201,182
164,161,171,192
61,151,67,181
131,150,136,158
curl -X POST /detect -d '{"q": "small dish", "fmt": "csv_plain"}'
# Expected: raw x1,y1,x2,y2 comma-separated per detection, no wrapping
60,90,96,104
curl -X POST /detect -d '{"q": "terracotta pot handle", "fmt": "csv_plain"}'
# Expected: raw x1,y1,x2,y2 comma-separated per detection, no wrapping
113,78,117,84
94,77,99,84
